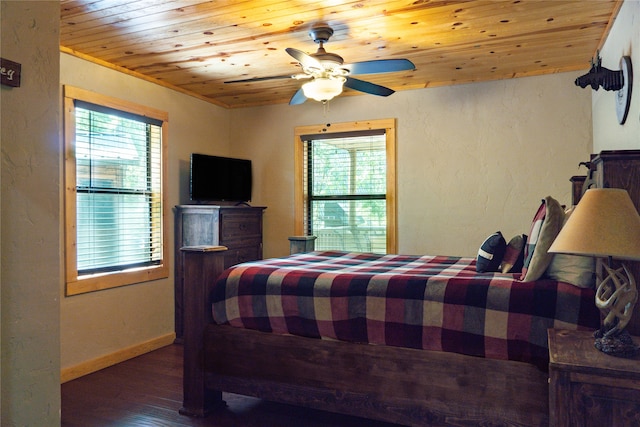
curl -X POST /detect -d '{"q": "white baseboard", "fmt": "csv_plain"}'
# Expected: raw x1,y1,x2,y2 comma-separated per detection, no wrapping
60,332,176,383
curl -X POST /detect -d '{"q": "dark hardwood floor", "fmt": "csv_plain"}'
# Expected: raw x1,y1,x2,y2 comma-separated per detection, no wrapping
61,344,404,427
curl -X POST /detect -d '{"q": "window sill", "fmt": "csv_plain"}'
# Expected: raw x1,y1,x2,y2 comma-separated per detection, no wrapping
66,264,169,296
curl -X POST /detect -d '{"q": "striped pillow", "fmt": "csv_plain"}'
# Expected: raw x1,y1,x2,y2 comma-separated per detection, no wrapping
520,196,564,282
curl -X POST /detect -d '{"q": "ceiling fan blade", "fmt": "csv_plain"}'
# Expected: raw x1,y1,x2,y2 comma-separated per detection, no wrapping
286,47,322,70
224,75,293,83
289,88,308,105
346,59,415,75
344,77,394,97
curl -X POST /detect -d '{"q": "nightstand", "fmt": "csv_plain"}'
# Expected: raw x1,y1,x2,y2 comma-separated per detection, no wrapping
548,329,640,426
288,235,317,254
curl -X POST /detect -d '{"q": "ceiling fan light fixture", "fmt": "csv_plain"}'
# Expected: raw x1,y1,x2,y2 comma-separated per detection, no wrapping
302,77,345,102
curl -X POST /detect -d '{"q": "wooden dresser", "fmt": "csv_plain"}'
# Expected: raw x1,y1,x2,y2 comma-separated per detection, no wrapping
549,329,640,427
174,205,266,340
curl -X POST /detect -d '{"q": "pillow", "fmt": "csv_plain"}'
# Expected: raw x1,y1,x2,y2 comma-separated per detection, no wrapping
476,231,506,272
545,207,596,288
501,234,527,273
520,196,564,282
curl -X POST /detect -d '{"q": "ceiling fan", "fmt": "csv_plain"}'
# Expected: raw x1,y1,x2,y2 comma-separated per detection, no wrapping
224,24,415,105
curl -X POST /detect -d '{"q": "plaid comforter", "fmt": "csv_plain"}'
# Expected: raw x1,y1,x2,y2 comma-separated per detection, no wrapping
212,251,600,366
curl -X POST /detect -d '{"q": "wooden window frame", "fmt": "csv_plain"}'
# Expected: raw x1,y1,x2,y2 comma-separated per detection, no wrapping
63,86,169,295
294,119,397,253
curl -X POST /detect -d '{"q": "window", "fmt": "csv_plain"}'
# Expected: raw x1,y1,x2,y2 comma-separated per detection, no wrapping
294,119,397,253
64,86,168,295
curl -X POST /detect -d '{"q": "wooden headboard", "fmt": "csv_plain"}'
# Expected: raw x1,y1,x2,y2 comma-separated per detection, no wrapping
584,150,640,336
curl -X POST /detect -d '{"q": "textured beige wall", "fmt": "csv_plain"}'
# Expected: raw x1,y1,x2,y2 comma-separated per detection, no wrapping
1,1,61,425
592,0,640,152
231,72,593,259
59,29,593,377
0,3,618,423
59,53,231,369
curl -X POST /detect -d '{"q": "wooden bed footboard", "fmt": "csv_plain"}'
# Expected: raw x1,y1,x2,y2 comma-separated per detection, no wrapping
204,325,549,426
180,247,549,426
179,246,228,417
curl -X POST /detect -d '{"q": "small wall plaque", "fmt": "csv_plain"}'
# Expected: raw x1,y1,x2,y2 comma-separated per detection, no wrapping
616,56,633,125
1,58,21,87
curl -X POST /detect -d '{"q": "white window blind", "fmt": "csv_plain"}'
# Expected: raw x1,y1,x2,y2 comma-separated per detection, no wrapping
75,101,163,274
303,131,387,253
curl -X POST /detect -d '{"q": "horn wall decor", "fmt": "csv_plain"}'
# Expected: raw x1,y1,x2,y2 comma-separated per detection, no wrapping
575,55,633,125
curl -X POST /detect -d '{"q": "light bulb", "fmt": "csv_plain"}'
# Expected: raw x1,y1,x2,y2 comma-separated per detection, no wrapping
302,77,345,102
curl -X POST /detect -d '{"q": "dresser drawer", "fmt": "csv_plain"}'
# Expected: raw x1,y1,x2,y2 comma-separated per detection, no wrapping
224,245,261,268
222,235,262,250
220,213,262,240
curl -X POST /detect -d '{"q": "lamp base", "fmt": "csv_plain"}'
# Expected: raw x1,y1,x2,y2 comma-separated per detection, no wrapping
594,326,640,358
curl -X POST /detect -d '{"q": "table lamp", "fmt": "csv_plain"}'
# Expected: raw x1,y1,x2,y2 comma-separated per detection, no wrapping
549,188,640,357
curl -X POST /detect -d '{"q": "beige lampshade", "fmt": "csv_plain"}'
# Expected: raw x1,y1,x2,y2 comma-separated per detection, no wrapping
549,188,640,261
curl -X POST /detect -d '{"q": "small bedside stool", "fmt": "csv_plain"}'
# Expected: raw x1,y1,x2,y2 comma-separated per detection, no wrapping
288,236,317,254
548,328,640,427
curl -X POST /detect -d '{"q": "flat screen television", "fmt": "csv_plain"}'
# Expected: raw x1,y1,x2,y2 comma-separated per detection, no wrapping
189,153,252,202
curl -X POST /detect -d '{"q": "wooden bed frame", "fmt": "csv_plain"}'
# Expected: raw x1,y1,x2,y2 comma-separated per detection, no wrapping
179,150,640,426
179,247,549,426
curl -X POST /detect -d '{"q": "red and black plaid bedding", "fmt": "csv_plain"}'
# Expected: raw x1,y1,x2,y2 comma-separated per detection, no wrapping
211,251,600,366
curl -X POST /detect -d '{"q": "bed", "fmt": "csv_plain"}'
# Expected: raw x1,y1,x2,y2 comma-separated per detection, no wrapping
179,247,600,426
178,150,640,426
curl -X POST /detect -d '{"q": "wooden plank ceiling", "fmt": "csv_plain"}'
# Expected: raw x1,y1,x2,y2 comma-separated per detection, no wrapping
60,0,622,109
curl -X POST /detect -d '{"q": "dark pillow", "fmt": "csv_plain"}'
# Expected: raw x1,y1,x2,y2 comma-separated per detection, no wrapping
476,231,506,272
501,234,527,273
